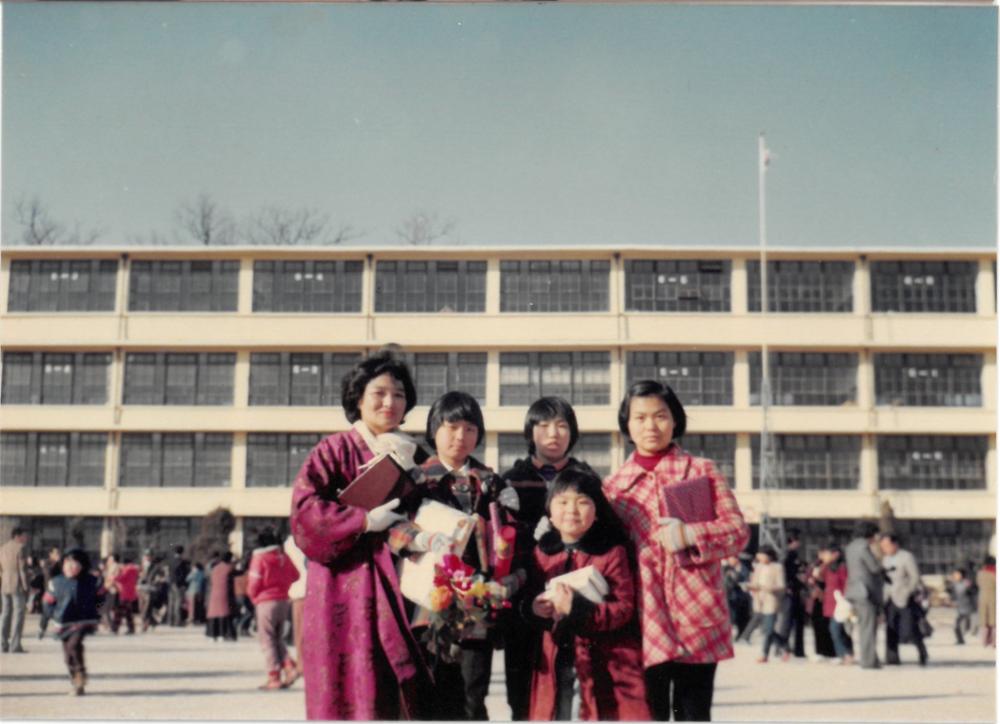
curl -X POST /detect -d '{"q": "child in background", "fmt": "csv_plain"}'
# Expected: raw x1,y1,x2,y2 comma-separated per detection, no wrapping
247,528,300,690
748,546,788,664
526,466,649,721
43,549,105,696
948,567,976,645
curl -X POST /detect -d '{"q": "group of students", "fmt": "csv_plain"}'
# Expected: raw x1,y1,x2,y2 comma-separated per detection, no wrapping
289,348,750,721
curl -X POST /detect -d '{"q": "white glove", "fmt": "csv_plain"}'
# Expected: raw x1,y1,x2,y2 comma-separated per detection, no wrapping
534,516,552,541
657,517,692,552
411,531,453,554
497,486,520,512
364,498,406,533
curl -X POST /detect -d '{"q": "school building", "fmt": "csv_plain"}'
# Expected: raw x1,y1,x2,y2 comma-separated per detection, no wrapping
0,244,995,574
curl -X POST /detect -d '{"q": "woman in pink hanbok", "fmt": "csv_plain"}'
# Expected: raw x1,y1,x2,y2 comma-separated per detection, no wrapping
290,350,433,720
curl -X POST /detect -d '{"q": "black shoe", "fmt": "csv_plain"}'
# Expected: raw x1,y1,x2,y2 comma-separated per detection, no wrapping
11,647,27,654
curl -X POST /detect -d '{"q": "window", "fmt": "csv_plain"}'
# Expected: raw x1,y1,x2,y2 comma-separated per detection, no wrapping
497,432,613,477
625,259,730,312
7,259,117,312
752,434,861,490
875,353,982,407
412,354,484,408
123,353,235,405
246,433,322,488
252,260,363,312
0,432,106,487
890,519,995,575
119,433,232,487
500,260,610,312
681,434,737,484
375,260,486,313
871,261,977,313
749,352,857,406
249,352,361,406
747,260,853,312
626,351,733,405
115,516,201,563
500,352,610,406
1,352,111,405
878,436,987,490
128,260,238,311
0,516,104,563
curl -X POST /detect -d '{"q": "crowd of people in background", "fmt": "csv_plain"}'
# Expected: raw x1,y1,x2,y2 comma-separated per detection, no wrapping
2,347,997,718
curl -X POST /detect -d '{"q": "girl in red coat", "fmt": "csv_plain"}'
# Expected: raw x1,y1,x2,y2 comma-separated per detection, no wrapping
526,465,650,721
247,527,300,690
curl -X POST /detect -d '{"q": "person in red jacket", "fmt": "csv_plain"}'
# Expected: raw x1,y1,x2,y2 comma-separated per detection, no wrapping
111,555,139,635
247,528,300,690
526,465,649,721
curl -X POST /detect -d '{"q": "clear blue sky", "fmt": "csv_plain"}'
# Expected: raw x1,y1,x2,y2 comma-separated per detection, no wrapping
2,3,996,248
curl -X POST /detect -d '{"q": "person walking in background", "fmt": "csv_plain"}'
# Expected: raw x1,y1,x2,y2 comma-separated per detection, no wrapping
37,546,63,639
844,521,883,669
111,555,139,635
806,544,837,662
185,563,207,626
100,554,121,632
779,530,807,659
166,545,191,627
947,566,976,645
747,546,787,664
821,544,853,665
283,534,307,683
723,554,752,641
26,556,44,614
247,528,300,690
205,552,237,642
42,549,105,696
604,380,749,721
976,556,995,647
500,396,585,721
231,556,255,637
879,533,928,666
0,527,31,653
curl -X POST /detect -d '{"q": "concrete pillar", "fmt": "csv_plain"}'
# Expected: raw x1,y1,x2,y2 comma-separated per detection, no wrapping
486,350,500,408
231,433,247,491
237,257,254,314
859,435,880,516
731,257,748,315
233,350,251,408
976,258,995,316
734,433,753,492
983,351,997,414
733,350,750,408
485,257,500,315
857,350,875,410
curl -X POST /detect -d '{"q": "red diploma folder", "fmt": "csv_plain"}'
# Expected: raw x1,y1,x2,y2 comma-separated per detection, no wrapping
661,475,715,524
337,454,415,511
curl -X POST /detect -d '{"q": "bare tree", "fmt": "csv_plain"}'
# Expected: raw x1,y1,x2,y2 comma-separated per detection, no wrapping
244,206,358,246
395,211,456,245
175,193,236,246
14,195,101,245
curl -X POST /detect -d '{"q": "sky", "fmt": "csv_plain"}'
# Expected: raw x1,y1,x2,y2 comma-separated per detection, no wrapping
2,3,996,249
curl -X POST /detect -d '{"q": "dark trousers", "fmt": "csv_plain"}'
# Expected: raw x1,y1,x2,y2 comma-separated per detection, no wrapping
885,601,928,665
427,640,493,720
62,628,87,677
955,612,972,644
504,621,539,720
167,585,185,626
645,661,718,722
112,600,135,634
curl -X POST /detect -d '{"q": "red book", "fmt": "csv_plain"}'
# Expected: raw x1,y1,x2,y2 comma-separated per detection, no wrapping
337,454,415,511
661,475,715,524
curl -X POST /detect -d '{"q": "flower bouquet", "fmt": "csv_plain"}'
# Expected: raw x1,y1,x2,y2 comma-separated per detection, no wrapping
424,554,511,664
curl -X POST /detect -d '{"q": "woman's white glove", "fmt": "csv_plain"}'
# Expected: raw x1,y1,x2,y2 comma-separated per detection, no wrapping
534,516,552,541
497,486,520,512
364,498,406,533
411,531,453,554
657,516,693,552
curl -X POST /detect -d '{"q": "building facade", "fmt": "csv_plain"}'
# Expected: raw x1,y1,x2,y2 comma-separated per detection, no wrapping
0,245,995,574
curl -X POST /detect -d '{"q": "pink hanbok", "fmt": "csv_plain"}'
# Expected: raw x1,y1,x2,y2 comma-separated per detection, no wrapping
290,427,430,720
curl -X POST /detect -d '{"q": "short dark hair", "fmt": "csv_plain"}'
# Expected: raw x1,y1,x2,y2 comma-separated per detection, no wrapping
881,532,902,546
542,464,629,554
341,349,417,423
11,527,25,538
256,527,279,549
986,555,996,567
426,391,485,449
523,396,579,457
853,521,879,540
827,543,843,557
617,380,687,440
64,548,91,572
758,545,778,562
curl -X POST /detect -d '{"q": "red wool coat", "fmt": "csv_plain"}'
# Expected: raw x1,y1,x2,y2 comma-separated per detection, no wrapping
246,546,300,606
528,540,650,721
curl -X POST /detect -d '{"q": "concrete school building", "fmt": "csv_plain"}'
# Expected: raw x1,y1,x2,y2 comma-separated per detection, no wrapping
0,244,995,574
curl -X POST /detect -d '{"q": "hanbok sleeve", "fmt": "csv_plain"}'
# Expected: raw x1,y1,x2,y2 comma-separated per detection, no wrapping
682,459,750,566
290,438,368,565
563,546,636,635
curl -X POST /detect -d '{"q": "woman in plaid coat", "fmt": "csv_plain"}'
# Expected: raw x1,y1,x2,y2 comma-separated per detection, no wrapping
604,380,749,721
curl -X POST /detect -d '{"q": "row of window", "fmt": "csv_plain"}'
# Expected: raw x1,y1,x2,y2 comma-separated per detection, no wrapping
3,350,984,409
7,258,988,314
1,432,988,491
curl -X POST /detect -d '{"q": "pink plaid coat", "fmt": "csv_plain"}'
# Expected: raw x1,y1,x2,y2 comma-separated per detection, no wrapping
603,443,749,668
